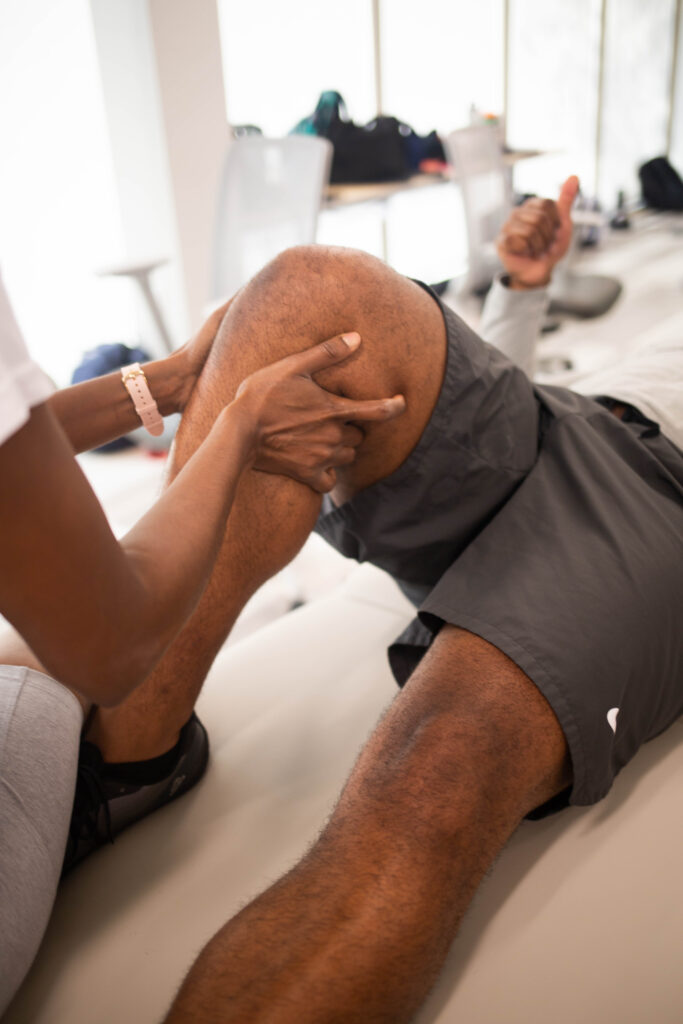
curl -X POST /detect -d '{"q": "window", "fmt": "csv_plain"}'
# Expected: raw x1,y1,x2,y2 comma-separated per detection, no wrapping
218,0,376,135
380,0,504,134
0,0,135,385
507,0,602,200
599,0,677,204
670,4,683,174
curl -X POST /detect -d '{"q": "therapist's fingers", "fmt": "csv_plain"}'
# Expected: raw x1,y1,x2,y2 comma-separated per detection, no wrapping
340,423,365,447
273,332,407,423
327,392,407,424
284,332,363,377
317,467,337,492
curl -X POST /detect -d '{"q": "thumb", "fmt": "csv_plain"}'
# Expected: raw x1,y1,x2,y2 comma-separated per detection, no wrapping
557,175,579,220
288,332,362,377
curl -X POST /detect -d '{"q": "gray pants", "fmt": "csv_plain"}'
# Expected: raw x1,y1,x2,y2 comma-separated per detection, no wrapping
0,666,82,1014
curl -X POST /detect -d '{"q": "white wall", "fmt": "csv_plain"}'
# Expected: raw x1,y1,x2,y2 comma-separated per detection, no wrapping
598,0,678,203
670,1,683,174
149,0,231,326
89,0,189,351
3,0,682,382
90,0,233,341
0,0,133,385
217,0,377,135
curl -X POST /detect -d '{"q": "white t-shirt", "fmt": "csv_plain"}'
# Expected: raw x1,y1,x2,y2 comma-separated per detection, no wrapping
0,271,54,447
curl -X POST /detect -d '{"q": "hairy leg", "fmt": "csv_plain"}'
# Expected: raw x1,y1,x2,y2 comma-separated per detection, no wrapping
164,627,572,1024
87,247,446,760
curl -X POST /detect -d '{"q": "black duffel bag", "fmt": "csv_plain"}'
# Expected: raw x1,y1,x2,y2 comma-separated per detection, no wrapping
638,156,683,211
292,91,444,184
327,112,410,183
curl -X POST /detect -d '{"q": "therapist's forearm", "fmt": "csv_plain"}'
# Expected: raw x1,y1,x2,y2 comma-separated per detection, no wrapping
47,296,234,452
47,350,191,453
82,401,256,706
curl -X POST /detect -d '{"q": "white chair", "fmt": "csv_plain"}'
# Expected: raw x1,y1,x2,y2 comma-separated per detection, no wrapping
97,258,175,355
445,126,621,323
547,227,622,319
444,125,512,294
210,135,333,304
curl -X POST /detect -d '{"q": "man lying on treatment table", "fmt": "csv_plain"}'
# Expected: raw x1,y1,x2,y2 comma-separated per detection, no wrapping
1,176,682,1022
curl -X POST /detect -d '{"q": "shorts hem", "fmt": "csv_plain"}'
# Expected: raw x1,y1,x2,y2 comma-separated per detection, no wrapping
417,605,605,807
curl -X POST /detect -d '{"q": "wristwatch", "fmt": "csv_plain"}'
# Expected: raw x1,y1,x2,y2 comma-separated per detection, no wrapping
121,363,164,436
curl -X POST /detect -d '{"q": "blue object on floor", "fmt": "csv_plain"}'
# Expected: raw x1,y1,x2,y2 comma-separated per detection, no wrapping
71,342,152,452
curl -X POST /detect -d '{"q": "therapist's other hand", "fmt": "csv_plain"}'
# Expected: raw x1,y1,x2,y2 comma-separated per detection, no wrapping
233,332,406,493
497,175,579,289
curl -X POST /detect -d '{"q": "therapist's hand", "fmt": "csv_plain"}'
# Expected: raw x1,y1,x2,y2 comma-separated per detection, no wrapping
497,175,579,289
233,332,406,493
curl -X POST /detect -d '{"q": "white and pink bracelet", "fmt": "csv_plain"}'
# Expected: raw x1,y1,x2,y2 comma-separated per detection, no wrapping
121,363,164,437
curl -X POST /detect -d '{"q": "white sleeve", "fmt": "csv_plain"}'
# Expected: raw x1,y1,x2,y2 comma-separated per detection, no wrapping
479,276,550,380
0,271,54,448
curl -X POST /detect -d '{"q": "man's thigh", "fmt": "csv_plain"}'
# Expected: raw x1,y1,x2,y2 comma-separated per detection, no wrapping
337,623,572,875
388,626,572,827
388,406,683,811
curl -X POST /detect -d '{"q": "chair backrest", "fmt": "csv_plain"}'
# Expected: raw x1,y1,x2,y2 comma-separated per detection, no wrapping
444,125,512,291
211,135,333,302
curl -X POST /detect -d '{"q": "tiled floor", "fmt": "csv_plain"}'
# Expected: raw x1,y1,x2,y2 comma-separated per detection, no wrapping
78,209,682,641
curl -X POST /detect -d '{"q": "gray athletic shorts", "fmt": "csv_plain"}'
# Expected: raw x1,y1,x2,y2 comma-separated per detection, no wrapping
317,289,683,812
0,666,82,1013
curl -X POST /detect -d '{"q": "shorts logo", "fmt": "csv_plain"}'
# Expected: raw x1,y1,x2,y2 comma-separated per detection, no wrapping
170,775,186,797
606,707,620,734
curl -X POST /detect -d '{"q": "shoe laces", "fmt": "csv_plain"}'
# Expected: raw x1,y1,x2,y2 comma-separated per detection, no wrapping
66,743,114,858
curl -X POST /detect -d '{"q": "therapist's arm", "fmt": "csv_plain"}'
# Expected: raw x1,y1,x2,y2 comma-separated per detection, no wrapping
0,334,404,708
47,300,231,453
480,175,578,377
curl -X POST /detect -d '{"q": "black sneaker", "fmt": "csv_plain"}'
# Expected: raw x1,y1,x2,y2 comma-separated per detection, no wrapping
62,712,209,876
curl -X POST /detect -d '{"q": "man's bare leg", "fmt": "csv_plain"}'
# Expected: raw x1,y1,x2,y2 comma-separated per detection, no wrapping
86,246,446,761
78,245,572,1021
164,628,571,1024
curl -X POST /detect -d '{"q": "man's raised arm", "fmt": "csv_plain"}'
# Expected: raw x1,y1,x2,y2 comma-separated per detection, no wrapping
480,175,579,376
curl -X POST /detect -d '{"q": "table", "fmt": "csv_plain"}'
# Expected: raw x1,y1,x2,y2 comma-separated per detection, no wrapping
323,150,544,263
324,149,544,209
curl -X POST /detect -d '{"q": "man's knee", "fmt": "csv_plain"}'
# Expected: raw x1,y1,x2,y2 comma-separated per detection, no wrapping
223,246,401,367
191,246,380,424
343,628,572,845
202,244,448,499
224,244,442,378
419,629,571,818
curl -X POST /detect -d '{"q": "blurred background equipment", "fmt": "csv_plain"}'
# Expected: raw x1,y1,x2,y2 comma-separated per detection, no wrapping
210,134,332,305
444,123,513,294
